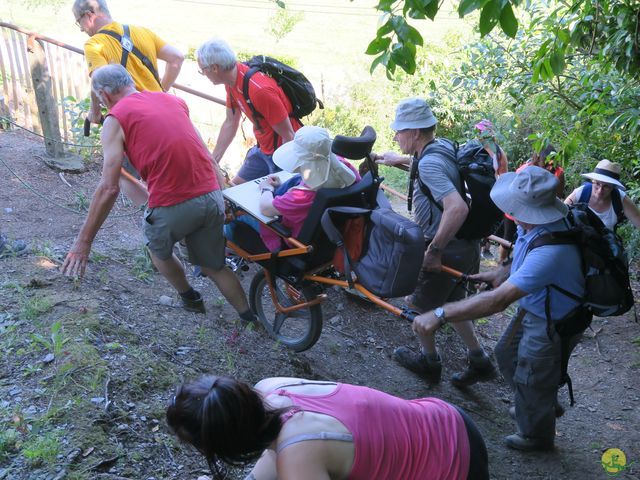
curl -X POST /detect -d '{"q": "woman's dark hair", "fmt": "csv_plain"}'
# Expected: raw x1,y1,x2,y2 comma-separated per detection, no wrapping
166,376,287,467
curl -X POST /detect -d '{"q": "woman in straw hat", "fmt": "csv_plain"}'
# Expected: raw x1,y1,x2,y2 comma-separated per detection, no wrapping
166,375,489,480
564,159,640,232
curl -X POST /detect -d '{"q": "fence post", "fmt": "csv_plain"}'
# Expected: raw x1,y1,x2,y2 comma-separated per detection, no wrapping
27,36,65,158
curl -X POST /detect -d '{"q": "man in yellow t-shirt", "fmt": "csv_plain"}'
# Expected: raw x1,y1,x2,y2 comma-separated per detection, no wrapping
72,0,184,205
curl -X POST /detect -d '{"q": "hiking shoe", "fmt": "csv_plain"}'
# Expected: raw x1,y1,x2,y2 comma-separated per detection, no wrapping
509,404,565,420
181,291,206,314
451,355,497,388
504,433,554,452
393,347,442,383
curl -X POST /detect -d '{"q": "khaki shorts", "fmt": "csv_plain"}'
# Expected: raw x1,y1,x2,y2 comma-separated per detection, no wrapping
410,238,480,312
143,191,225,270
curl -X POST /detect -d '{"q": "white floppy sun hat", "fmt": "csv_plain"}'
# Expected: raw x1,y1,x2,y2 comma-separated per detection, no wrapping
272,126,356,190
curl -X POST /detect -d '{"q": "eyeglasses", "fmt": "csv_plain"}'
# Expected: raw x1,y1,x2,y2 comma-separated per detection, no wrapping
592,180,613,189
75,11,89,27
198,65,212,76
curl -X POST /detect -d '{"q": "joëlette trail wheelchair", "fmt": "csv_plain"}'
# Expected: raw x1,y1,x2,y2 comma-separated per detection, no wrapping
224,126,467,352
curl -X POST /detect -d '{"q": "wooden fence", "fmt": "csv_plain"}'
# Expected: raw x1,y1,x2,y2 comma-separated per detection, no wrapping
0,22,226,160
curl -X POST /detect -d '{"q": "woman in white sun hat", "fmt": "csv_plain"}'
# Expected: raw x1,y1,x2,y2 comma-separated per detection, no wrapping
255,126,360,251
564,159,640,232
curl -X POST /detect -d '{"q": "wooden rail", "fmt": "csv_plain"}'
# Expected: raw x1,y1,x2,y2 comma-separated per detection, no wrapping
0,21,226,106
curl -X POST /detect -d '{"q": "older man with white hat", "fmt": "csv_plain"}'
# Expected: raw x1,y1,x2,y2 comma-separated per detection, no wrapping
376,98,496,388
412,166,587,452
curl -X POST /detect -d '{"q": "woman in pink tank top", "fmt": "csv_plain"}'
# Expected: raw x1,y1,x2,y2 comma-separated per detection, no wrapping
167,375,489,480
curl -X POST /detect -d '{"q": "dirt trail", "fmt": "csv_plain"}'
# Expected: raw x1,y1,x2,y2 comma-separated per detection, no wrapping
0,130,639,479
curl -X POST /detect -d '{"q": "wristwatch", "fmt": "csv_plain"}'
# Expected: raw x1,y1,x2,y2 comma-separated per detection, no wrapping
434,307,446,326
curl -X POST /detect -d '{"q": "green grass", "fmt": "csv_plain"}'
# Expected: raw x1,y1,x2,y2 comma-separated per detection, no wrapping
131,247,155,283
20,296,53,321
22,431,61,467
0,428,19,462
30,240,59,260
30,321,70,355
74,191,89,212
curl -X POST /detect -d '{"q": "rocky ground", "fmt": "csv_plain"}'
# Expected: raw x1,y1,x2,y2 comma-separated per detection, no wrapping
0,129,639,479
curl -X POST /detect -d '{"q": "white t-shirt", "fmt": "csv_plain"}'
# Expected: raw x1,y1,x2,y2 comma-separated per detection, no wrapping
572,185,626,230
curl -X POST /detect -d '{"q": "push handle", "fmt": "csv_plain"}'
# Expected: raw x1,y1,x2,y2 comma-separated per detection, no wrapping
441,265,493,291
83,115,105,137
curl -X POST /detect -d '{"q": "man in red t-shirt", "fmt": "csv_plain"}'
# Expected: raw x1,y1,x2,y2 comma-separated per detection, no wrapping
61,65,255,323
196,38,302,185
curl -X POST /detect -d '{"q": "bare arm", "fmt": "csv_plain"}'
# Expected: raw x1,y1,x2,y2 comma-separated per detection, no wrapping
258,177,283,216
61,116,124,277
413,280,526,337
157,44,184,91
373,151,411,171
564,189,578,205
423,190,469,271
272,117,295,144
246,450,278,480
623,195,640,229
211,107,242,164
88,90,103,124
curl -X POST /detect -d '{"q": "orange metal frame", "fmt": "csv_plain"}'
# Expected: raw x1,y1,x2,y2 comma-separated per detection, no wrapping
225,218,416,321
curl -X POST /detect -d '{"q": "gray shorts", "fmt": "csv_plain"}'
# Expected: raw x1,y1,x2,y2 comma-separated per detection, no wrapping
410,238,480,312
143,190,225,270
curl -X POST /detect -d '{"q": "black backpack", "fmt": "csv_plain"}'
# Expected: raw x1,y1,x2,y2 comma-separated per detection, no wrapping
409,138,503,240
526,203,635,404
321,206,425,298
241,55,323,122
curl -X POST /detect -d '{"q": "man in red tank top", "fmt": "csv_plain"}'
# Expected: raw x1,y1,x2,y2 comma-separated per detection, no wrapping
196,38,301,185
61,64,255,324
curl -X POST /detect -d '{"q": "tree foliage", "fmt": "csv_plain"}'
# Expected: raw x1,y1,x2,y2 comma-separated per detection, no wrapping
366,0,640,82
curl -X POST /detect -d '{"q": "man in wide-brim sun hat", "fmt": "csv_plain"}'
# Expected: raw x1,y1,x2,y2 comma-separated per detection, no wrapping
409,166,587,452
565,159,640,231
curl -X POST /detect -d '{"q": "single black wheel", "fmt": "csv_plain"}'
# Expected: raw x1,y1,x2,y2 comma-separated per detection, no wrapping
249,270,323,352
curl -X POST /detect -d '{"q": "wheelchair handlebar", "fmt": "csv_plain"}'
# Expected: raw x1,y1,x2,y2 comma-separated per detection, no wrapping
83,115,105,137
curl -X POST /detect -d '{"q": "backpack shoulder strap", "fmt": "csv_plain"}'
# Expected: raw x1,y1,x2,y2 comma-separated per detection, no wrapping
242,65,263,122
526,232,584,303
578,182,592,204
612,188,625,225
415,139,460,212
97,25,163,90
